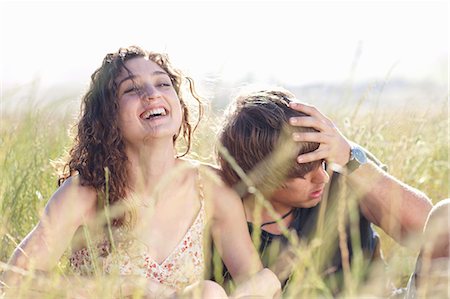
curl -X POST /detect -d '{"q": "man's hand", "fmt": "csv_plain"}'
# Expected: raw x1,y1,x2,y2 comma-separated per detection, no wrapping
288,102,351,167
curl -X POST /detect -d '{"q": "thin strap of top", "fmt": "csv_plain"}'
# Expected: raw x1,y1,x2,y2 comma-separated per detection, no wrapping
196,166,205,205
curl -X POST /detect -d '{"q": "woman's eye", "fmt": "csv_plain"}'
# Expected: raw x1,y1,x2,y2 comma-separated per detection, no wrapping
124,86,140,94
157,82,172,87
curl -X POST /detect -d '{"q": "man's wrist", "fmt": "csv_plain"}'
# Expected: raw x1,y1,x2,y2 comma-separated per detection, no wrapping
345,145,368,174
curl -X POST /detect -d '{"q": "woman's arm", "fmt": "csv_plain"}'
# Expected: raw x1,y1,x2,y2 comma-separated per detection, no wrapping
1,176,98,287
2,271,177,299
203,167,281,298
1,176,177,298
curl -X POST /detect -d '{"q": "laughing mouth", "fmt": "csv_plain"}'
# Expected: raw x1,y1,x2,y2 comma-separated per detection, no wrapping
140,107,167,120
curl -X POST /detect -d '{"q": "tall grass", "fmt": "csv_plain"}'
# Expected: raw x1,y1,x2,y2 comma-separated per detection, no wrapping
0,86,448,297
0,97,75,262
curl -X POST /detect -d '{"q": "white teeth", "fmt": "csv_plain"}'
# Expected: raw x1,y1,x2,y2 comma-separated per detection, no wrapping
141,108,166,119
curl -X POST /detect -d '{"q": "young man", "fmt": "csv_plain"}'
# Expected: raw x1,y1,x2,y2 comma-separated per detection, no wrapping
215,88,433,296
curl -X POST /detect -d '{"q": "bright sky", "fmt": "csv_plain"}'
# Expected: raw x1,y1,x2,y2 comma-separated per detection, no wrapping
1,1,448,90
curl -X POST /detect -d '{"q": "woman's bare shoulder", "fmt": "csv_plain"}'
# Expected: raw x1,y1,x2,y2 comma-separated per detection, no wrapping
177,159,222,185
46,175,98,224
196,162,224,188
178,159,238,199
196,162,243,213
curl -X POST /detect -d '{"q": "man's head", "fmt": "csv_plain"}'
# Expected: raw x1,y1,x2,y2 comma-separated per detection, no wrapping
218,87,329,208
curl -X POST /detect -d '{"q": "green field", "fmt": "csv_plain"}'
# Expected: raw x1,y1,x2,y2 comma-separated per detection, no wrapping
1,85,448,297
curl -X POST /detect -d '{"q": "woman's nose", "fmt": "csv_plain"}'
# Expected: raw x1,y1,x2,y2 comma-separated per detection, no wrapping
141,84,161,100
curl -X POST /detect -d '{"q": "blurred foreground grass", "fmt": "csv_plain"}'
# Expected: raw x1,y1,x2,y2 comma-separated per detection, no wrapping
0,89,448,297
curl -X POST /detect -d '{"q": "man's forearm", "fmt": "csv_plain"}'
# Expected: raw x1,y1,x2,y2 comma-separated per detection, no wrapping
346,161,432,244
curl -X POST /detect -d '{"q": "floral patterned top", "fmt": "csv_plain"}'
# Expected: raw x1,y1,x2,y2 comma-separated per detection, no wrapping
69,168,206,291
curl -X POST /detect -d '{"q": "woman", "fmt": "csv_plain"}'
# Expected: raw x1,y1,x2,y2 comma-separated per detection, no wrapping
1,46,280,298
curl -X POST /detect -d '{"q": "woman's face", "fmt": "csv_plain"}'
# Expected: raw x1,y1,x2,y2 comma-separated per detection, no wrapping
115,57,182,146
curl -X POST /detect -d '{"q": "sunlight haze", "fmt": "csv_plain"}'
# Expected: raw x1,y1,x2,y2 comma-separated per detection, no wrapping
1,1,448,97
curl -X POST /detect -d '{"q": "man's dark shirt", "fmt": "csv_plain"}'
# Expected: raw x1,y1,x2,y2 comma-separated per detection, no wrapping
211,172,382,295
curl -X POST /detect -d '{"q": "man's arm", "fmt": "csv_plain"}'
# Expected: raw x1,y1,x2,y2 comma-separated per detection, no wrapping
288,102,432,245
348,160,432,244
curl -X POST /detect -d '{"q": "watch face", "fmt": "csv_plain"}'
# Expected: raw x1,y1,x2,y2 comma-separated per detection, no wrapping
354,148,368,164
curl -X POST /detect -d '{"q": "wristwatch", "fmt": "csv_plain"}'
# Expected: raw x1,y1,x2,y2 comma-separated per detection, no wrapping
346,145,368,174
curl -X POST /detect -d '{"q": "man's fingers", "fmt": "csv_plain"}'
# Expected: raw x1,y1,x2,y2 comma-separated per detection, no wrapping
289,116,330,132
296,149,328,163
289,102,320,116
289,102,333,125
292,132,329,143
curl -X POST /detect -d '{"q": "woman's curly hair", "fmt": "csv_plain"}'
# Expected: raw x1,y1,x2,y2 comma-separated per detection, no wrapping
59,46,204,227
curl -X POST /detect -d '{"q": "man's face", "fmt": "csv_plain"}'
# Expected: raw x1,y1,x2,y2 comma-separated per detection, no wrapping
270,161,330,209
